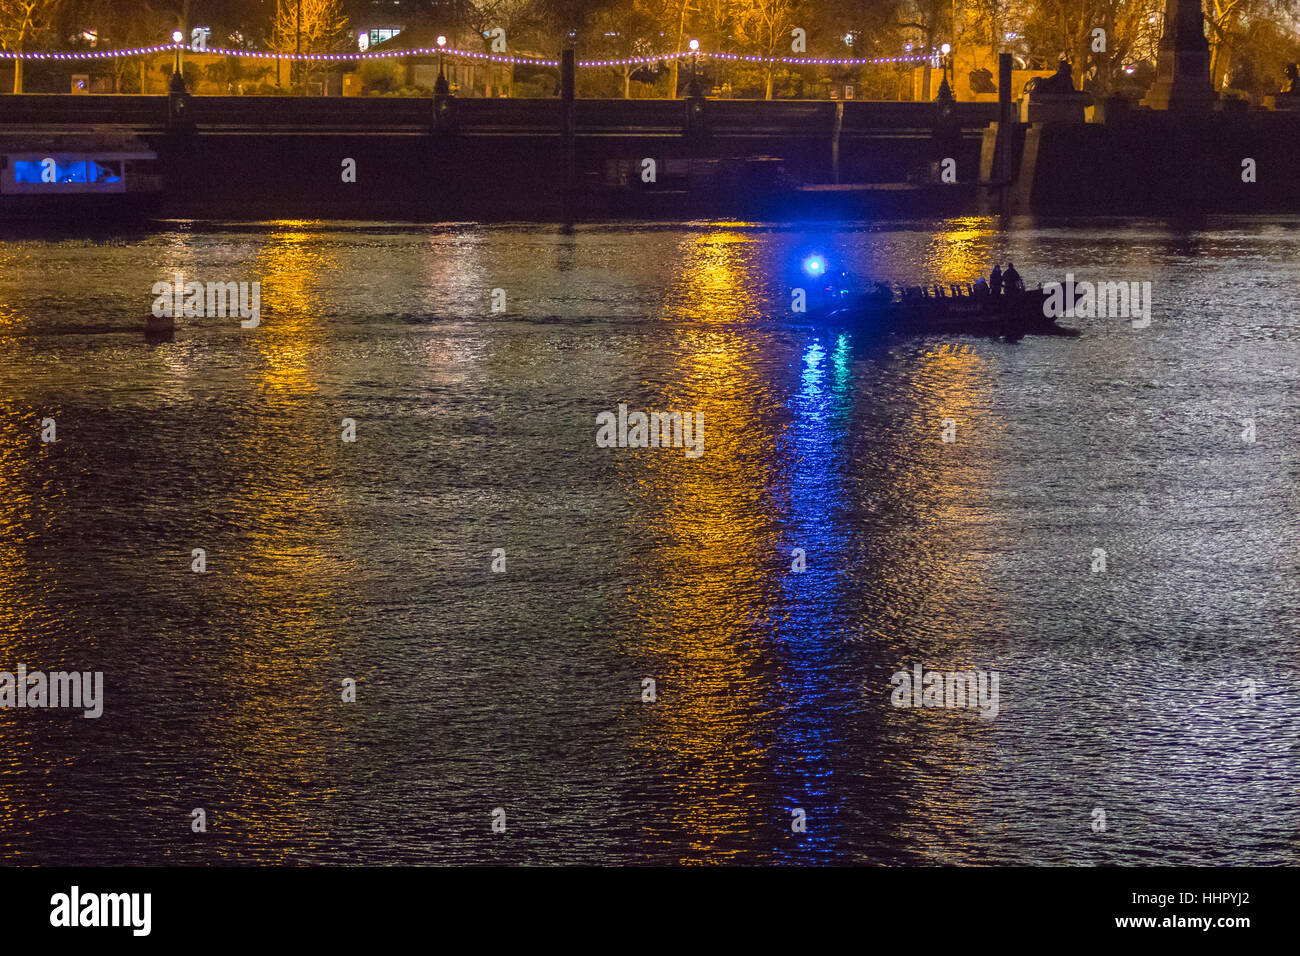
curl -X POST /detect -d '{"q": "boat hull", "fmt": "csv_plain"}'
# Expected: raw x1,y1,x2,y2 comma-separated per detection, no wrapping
815,289,1080,338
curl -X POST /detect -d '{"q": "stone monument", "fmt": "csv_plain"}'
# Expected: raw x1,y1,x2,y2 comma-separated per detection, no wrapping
1141,0,1218,110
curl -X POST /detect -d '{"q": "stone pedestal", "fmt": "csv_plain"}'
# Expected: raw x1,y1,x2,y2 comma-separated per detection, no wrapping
1141,0,1218,111
1088,95,1134,124
1019,92,1092,125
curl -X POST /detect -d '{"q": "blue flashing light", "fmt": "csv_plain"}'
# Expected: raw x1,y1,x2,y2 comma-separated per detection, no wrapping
803,254,826,277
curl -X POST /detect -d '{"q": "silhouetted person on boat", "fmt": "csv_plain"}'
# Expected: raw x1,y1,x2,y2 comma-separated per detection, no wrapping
1004,262,1023,293
990,264,1003,296
825,269,853,301
973,277,989,297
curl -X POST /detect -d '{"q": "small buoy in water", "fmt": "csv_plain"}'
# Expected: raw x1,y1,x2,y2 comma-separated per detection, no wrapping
144,313,175,339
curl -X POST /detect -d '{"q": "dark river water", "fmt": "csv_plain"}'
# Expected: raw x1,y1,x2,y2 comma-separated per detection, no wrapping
0,217,1296,865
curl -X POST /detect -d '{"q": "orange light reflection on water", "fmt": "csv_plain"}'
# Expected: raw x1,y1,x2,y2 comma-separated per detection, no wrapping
203,224,350,860
625,228,792,862
924,217,998,286
879,339,1004,860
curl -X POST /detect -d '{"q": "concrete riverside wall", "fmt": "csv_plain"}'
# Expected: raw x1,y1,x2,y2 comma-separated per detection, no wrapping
0,94,993,219
2,94,1297,218
1013,110,1300,213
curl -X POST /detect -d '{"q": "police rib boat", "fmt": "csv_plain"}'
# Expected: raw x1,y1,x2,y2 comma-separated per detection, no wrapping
799,256,1081,339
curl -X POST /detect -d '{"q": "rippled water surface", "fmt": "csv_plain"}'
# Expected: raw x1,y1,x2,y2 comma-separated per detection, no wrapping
0,217,1296,865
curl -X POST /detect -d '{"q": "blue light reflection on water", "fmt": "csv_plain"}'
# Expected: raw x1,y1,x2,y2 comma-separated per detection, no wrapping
769,335,859,859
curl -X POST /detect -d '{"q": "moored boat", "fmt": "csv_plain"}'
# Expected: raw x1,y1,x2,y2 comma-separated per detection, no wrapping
0,133,162,222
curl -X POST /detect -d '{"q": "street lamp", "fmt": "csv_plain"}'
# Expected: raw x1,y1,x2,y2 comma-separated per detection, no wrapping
435,35,449,96
935,41,955,104
687,38,701,97
170,30,185,90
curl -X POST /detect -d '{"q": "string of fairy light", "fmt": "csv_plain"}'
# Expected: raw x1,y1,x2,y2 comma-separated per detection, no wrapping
0,42,938,69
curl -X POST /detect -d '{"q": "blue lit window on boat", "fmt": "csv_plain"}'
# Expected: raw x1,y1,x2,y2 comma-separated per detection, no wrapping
89,161,122,183
12,158,122,186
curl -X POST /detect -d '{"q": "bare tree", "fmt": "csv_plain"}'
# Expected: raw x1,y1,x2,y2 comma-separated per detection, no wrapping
461,0,534,96
271,0,347,90
1204,0,1300,90
1019,0,1164,94
664,0,696,98
734,0,800,98
593,0,666,96
0,0,62,92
